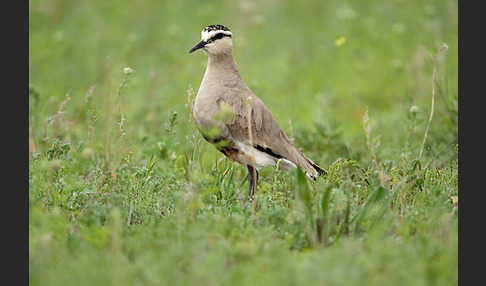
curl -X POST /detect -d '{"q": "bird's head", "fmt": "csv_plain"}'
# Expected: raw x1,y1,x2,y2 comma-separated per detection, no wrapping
189,24,233,55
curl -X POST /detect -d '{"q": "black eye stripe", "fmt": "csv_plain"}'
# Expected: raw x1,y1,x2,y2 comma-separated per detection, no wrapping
207,33,231,43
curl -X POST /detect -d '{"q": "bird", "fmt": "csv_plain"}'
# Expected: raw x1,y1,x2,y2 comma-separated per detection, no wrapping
189,24,325,196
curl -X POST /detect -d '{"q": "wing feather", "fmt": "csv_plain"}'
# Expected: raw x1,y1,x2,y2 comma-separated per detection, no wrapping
220,87,319,176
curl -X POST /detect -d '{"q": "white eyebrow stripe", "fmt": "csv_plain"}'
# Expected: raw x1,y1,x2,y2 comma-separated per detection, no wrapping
201,30,232,41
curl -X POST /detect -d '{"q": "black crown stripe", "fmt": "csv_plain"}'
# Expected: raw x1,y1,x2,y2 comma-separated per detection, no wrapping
203,24,231,32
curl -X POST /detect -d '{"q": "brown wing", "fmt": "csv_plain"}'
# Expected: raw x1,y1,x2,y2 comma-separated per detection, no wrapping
220,87,319,176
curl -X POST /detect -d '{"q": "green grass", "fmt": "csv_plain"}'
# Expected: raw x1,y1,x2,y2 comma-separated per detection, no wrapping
29,0,458,285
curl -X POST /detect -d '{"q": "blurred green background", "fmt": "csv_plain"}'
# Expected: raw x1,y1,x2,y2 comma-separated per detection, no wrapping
29,0,457,142
29,0,458,285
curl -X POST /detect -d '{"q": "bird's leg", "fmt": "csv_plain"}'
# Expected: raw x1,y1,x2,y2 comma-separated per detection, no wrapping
247,165,255,197
247,165,259,198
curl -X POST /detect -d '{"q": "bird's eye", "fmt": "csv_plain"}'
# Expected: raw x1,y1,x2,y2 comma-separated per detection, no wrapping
208,33,225,43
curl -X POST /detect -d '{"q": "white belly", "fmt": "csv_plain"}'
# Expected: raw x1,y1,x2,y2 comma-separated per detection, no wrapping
234,141,297,170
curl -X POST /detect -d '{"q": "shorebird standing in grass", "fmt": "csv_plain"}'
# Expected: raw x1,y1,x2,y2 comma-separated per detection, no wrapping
189,24,325,196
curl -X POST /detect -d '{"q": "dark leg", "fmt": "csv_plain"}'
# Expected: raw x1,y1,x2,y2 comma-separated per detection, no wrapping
247,165,259,197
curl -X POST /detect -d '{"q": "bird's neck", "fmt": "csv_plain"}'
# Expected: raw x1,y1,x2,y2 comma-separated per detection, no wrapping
205,52,241,81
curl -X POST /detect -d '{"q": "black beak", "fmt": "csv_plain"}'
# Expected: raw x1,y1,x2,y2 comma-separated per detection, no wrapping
189,40,207,53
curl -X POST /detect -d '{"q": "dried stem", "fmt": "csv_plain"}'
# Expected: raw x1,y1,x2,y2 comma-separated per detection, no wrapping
185,85,200,179
362,108,388,188
186,85,196,124
246,97,258,212
103,58,112,171
85,85,97,144
419,44,448,160
127,199,134,226
47,93,71,139
117,71,132,167
43,163,59,211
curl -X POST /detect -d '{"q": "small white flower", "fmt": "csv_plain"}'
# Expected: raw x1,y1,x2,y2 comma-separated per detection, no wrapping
441,43,449,52
409,105,419,113
391,59,402,69
167,24,181,35
425,4,436,16
123,67,134,75
82,147,94,158
53,31,64,42
337,7,356,20
252,15,265,25
392,23,405,34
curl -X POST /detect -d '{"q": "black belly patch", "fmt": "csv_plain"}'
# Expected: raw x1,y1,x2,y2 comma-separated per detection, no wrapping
217,146,240,161
253,145,283,159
